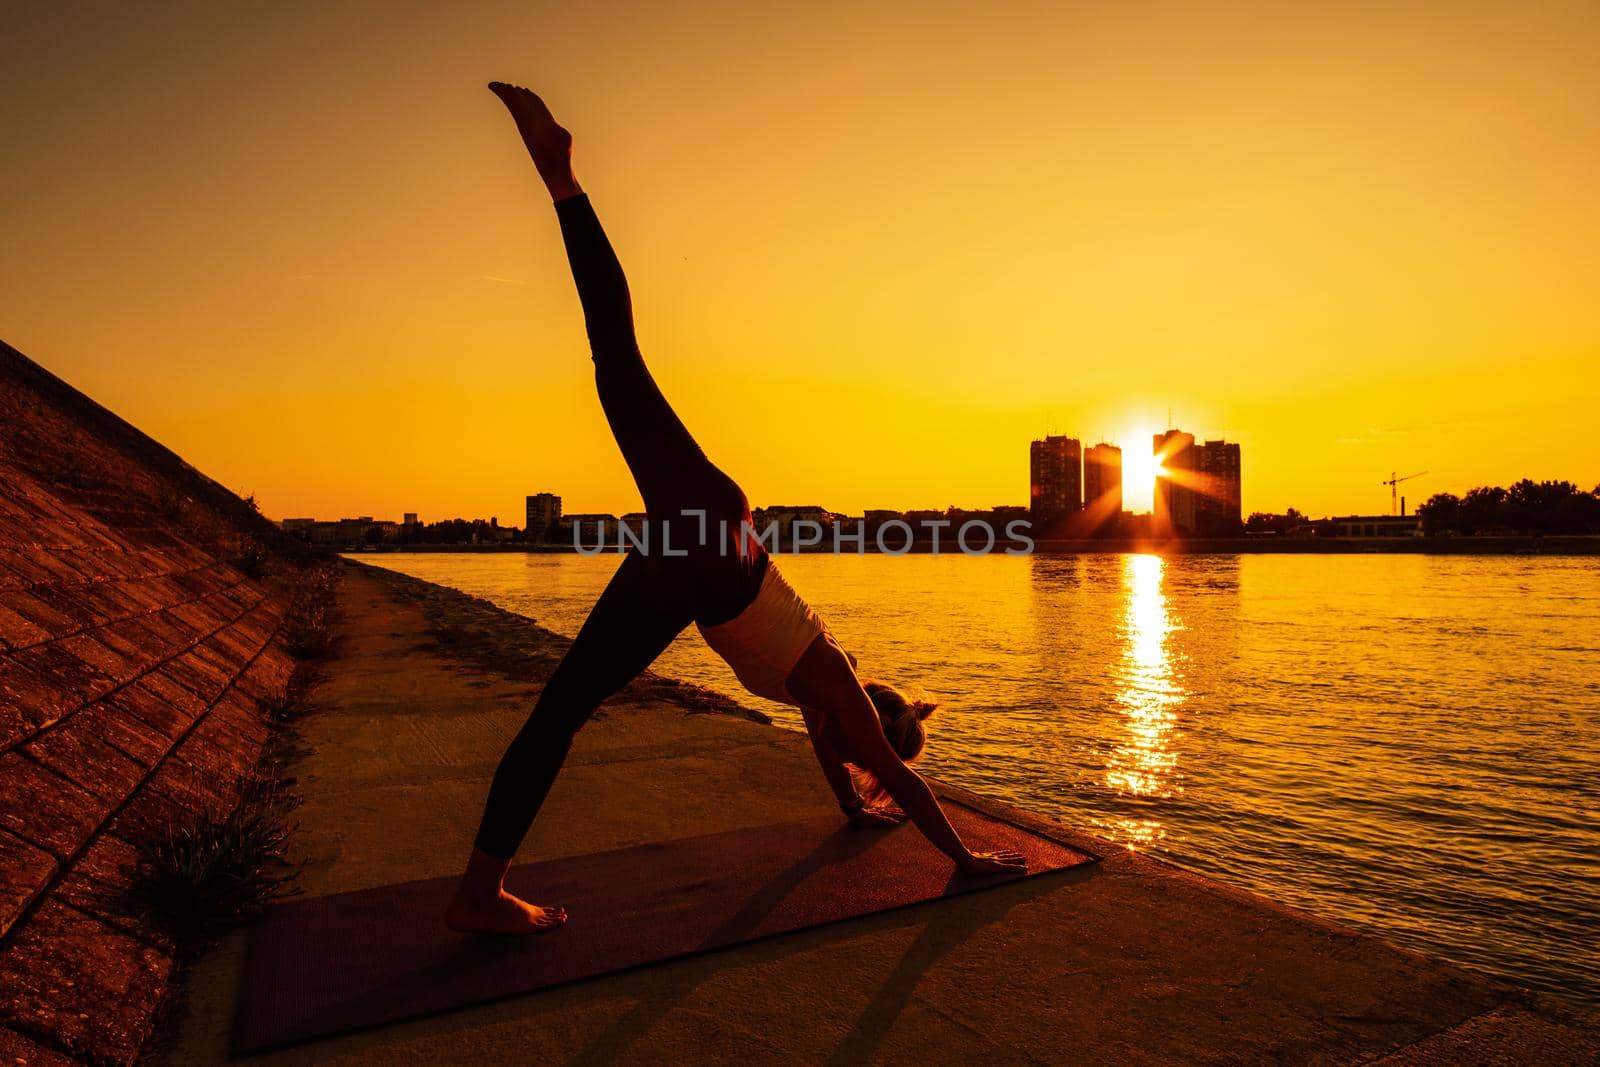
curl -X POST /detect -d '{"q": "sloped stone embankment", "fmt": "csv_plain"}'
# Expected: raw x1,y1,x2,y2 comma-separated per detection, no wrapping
0,341,300,1065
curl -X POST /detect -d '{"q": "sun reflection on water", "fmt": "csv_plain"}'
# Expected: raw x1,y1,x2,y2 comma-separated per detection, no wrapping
1106,553,1185,848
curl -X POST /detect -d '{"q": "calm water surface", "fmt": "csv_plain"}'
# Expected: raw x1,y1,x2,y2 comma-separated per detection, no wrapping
360,551,1600,1005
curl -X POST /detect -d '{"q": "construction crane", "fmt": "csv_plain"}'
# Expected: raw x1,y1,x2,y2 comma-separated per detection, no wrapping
1382,470,1427,516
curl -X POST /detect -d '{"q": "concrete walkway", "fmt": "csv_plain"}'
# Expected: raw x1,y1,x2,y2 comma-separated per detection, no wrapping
160,566,1599,1065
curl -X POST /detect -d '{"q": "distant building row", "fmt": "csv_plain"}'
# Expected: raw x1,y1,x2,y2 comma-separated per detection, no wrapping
281,512,524,548
1030,429,1242,538
289,440,1245,550
281,513,420,547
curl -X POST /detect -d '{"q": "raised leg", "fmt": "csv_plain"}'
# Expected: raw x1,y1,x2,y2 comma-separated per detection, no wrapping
488,82,716,513
553,193,715,513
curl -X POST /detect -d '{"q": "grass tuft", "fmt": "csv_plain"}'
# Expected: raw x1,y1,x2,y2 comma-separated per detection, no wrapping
156,484,189,520
255,689,303,724
256,665,318,723
281,561,342,659
233,537,272,580
128,781,299,943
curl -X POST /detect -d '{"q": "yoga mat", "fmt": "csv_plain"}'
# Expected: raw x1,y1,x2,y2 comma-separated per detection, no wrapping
232,802,1094,1054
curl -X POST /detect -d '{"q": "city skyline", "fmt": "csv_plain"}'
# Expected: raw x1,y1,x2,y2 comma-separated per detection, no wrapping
294,425,1246,537
280,458,1600,547
292,424,1243,527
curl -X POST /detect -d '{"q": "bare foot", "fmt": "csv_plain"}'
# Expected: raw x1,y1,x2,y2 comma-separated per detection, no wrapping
487,81,580,199
445,887,568,935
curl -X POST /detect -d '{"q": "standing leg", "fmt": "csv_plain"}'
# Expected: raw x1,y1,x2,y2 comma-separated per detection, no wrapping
452,83,764,935
446,552,693,934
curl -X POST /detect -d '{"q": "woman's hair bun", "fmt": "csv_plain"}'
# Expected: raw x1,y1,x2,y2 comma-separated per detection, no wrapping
863,680,938,722
861,679,934,763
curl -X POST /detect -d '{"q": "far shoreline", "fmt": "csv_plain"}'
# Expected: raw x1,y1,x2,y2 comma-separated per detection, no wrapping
340,534,1600,557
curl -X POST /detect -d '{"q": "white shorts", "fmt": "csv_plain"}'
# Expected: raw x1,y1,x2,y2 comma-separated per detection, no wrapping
696,560,828,706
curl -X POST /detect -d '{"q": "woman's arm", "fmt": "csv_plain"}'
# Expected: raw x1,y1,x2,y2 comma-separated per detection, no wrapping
787,638,1024,874
799,705,860,809
799,705,905,827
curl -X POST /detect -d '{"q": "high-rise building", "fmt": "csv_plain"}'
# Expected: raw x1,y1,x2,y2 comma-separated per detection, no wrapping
1029,436,1081,534
1193,439,1242,537
1152,429,1196,536
1083,442,1123,532
525,493,562,543
402,512,419,526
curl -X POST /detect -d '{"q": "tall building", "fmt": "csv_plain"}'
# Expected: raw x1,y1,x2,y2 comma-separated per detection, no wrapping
1083,442,1123,532
402,512,419,526
525,493,561,543
1193,439,1242,537
1029,435,1082,534
1152,429,1196,536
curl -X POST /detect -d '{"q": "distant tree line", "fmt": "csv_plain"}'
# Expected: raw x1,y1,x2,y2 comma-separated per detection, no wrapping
1416,480,1600,536
1244,507,1307,535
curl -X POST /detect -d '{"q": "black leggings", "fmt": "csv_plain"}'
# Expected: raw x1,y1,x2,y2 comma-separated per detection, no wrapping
473,194,768,859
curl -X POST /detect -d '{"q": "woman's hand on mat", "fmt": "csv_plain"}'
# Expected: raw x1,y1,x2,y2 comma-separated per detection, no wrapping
958,848,1028,876
849,803,907,828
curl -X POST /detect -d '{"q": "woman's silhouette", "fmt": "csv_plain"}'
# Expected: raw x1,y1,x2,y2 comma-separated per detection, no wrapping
446,83,1025,935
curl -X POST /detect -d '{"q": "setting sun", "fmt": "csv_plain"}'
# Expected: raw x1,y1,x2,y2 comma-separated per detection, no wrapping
1120,426,1162,514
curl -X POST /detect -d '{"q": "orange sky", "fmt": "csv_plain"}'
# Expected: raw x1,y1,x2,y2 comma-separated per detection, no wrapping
3,2,1596,522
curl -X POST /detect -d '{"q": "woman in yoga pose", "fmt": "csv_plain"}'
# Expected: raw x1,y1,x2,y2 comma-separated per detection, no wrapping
446,83,1026,935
